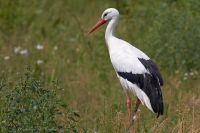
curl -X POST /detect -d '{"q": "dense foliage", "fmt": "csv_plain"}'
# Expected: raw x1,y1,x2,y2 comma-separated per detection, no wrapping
0,70,80,132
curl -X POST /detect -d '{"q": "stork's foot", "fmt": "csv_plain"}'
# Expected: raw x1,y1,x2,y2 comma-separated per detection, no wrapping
132,114,137,122
127,114,135,130
128,112,139,130
130,114,136,124
127,98,140,131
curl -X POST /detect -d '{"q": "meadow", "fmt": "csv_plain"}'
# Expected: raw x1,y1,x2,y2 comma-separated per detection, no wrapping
0,0,200,132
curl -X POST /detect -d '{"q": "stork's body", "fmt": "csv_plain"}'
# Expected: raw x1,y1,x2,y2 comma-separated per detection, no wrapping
89,8,164,120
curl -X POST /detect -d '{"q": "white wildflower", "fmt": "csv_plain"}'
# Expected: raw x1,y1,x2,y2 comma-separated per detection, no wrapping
33,105,37,110
14,46,21,54
36,44,44,50
175,70,179,74
19,49,28,56
184,72,188,76
4,56,10,60
189,72,194,76
183,77,187,80
36,59,44,65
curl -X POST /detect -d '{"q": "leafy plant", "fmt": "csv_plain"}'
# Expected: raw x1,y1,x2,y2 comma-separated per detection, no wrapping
0,70,81,132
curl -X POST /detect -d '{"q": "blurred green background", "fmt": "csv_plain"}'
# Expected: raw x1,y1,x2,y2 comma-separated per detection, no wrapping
0,0,199,132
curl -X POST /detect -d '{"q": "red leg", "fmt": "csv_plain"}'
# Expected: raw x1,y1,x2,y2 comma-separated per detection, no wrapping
134,98,141,113
126,96,131,119
133,98,141,120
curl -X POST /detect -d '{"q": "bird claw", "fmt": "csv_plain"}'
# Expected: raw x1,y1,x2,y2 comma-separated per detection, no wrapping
128,114,137,130
132,115,137,121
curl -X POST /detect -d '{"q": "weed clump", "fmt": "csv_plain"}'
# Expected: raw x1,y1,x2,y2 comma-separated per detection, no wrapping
0,71,80,132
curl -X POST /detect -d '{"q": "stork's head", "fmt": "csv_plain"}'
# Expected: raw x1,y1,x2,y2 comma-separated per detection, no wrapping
101,8,119,21
89,8,119,34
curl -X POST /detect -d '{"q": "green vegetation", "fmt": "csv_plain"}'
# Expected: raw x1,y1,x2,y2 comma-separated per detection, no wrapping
0,70,81,132
0,0,199,132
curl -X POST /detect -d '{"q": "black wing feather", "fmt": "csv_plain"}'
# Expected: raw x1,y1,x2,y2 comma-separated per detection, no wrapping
117,58,164,117
117,72,164,117
138,58,164,86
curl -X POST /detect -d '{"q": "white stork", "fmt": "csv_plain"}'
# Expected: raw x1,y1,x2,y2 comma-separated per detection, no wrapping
89,8,164,121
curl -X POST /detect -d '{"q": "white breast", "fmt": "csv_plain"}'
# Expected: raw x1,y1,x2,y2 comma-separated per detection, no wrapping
108,37,150,74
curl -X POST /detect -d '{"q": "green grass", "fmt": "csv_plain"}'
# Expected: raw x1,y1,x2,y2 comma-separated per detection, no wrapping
0,0,200,132
0,69,81,132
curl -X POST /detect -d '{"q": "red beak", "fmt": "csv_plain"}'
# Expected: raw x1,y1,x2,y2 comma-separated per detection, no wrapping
88,19,106,34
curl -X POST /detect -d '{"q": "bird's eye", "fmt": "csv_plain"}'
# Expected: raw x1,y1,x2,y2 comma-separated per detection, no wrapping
103,13,108,17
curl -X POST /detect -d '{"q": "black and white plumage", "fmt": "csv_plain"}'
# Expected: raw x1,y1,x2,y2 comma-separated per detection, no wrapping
89,8,164,119
117,59,164,116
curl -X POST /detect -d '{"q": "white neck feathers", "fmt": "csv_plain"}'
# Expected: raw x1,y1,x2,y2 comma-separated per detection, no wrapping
105,17,119,44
